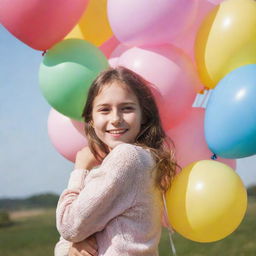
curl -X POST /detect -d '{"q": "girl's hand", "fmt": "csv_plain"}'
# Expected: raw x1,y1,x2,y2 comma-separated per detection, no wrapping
68,236,98,256
75,146,101,170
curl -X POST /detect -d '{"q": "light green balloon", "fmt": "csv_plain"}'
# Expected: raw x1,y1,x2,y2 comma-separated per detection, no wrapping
39,39,109,120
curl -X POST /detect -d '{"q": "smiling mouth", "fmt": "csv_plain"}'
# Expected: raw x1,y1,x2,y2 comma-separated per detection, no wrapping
106,129,128,134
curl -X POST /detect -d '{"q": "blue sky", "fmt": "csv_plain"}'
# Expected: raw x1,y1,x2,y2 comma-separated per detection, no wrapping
0,25,255,198
0,25,72,198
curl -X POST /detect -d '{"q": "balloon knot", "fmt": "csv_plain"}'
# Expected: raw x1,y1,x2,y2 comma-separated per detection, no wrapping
211,153,217,160
199,86,208,94
42,50,47,56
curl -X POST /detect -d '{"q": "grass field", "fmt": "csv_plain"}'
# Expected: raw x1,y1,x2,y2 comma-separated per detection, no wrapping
0,199,255,256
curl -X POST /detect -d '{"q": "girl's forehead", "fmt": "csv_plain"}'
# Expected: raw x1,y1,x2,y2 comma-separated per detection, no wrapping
94,82,137,102
98,81,130,93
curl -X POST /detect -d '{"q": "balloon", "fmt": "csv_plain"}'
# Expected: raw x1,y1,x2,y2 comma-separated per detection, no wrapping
195,0,256,89
99,36,119,58
109,44,131,67
108,0,198,46
39,39,109,121
108,58,118,69
166,160,247,242
0,0,89,50
171,0,216,63
48,108,87,162
167,108,236,169
117,45,199,129
65,0,112,46
205,64,256,159
208,0,225,4
64,24,84,41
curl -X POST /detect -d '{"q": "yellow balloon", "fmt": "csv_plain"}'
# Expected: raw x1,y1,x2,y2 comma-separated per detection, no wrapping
66,25,84,40
65,0,113,46
195,0,256,89
165,160,247,242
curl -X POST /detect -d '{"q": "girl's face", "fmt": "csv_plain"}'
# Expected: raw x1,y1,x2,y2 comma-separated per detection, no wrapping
92,82,143,150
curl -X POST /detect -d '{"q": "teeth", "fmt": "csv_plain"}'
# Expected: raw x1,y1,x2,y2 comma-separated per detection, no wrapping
108,129,127,134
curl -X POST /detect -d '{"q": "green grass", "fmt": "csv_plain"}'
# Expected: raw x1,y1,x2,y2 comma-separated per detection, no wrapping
0,200,255,256
0,209,59,256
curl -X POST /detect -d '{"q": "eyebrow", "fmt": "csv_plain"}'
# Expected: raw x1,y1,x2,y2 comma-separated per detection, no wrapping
95,102,137,108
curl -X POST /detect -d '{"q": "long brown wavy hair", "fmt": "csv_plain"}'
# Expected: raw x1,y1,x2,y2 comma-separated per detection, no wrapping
82,66,178,192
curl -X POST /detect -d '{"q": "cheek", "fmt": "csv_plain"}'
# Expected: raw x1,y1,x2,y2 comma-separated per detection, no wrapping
92,115,106,132
127,112,142,127
93,122,106,141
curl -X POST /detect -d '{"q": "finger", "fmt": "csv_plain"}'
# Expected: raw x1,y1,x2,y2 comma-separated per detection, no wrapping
81,250,93,256
82,244,97,255
69,250,78,256
70,246,86,256
69,248,80,256
86,235,98,250
68,247,75,256
87,238,98,250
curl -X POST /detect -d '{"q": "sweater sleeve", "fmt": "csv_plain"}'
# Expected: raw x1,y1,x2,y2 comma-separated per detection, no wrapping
54,236,71,256
56,143,154,243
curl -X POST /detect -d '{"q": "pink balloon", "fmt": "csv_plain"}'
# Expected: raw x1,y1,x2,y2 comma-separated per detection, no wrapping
0,0,89,50
48,109,87,162
108,43,131,67
207,0,224,4
172,0,216,62
167,108,236,169
117,45,200,129
108,0,198,46
99,36,119,58
109,58,119,69
70,119,86,136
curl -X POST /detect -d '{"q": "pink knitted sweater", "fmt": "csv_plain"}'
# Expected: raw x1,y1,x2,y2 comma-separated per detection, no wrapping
55,143,163,256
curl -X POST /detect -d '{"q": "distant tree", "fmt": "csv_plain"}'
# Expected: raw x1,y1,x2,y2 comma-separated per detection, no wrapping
26,193,59,207
0,210,12,227
247,185,256,197
0,193,59,211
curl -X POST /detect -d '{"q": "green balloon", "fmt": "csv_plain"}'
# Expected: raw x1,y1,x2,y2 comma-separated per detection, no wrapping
39,39,109,120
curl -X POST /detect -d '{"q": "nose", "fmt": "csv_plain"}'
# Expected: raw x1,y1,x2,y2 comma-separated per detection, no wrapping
110,110,123,125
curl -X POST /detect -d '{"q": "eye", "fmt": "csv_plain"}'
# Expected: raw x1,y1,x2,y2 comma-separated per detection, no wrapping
122,106,134,112
98,108,110,113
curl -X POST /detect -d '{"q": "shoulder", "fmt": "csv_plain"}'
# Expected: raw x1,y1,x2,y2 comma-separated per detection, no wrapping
102,143,155,170
111,143,153,161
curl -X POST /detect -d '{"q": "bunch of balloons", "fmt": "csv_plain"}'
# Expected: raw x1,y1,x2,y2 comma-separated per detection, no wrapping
1,0,253,243
196,0,256,159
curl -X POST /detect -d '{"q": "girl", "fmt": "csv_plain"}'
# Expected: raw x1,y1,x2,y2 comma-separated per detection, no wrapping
55,66,177,256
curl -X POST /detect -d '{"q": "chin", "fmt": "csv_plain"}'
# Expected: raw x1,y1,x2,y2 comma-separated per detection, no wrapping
106,141,127,150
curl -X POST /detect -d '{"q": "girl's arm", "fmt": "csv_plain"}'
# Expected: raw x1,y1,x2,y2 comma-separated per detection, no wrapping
56,143,153,243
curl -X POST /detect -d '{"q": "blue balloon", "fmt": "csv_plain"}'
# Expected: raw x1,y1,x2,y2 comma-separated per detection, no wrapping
205,64,256,159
